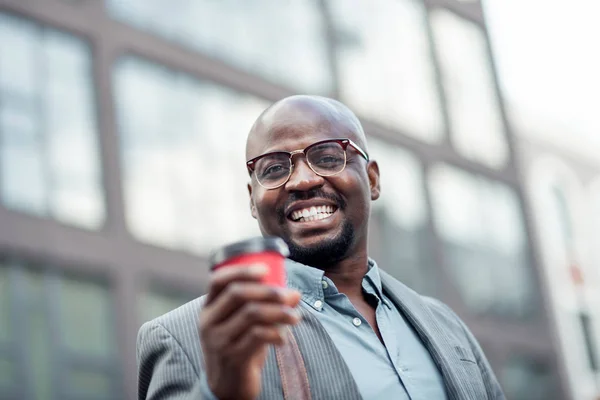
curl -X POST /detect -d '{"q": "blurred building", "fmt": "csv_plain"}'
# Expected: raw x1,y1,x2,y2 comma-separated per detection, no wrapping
484,1,600,398
0,0,581,399
515,123,600,400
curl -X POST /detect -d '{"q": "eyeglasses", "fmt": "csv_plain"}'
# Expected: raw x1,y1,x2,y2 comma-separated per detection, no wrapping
246,138,369,190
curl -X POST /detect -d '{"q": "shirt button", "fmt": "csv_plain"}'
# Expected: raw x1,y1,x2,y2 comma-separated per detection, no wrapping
314,300,323,310
321,280,328,289
352,317,362,327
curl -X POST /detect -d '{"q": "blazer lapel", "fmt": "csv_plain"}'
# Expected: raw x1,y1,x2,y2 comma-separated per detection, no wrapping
259,305,363,400
292,306,363,399
379,270,468,400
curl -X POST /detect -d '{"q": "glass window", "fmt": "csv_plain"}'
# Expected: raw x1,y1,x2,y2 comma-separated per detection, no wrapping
502,356,556,400
66,368,113,398
59,276,114,357
0,13,104,229
429,164,536,316
28,306,52,400
114,56,266,254
0,262,119,400
328,0,444,142
140,287,197,324
0,263,10,342
552,186,574,245
430,9,509,168
367,138,435,295
0,357,14,389
107,0,332,93
529,163,581,296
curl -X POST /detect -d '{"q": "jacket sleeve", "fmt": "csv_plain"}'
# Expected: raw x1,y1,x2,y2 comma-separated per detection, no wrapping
137,320,218,400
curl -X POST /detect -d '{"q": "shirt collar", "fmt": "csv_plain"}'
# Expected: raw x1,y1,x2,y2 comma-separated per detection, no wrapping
285,259,326,310
285,257,390,310
363,258,385,301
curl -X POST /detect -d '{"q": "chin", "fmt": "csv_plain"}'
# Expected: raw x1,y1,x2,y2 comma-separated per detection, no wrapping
289,228,341,247
283,221,355,268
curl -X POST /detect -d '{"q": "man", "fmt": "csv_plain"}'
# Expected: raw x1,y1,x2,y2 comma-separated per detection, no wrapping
137,95,505,399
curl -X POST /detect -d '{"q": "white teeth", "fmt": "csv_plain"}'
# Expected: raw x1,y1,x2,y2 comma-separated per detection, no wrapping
290,205,337,221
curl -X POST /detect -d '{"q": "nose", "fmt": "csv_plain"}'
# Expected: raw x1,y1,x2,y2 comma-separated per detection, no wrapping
284,158,324,192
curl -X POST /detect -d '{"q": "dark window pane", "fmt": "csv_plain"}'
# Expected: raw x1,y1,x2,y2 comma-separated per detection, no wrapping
0,357,14,389
59,277,113,357
4,262,119,399
579,312,599,372
367,139,435,295
502,357,556,400
429,164,537,317
29,309,52,400
66,368,113,398
0,264,10,342
140,288,196,324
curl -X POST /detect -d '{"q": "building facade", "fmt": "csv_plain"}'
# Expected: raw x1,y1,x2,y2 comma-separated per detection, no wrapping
0,0,570,399
516,124,600,400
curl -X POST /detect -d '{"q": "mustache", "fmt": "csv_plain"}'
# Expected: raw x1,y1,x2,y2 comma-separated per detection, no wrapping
277,189,346,222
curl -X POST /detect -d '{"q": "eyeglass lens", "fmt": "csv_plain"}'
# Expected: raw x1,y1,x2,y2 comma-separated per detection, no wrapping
254,141,346,188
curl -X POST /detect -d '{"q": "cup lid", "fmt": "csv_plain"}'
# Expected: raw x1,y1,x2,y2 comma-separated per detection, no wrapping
209,237,289,268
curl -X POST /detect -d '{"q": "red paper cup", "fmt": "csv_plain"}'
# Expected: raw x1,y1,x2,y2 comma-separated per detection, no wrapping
209,237,289,287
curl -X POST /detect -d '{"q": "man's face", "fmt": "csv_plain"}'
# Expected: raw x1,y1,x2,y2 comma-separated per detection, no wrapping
246,102,380,269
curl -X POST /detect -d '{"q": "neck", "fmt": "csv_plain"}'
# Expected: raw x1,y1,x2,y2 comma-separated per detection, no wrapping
323,252,369,298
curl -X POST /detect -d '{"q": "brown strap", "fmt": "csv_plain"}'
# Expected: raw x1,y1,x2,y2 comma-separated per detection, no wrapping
275,327,312,400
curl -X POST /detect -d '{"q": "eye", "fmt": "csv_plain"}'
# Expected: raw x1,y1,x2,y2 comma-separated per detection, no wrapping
313,151,344,167
318,155,342,164
260,163,289,179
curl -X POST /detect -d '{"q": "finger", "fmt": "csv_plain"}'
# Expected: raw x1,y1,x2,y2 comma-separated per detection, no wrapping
205,264,268,304
282,289,302,308
229,325,286,360
202,283,298,327
216,303,300,345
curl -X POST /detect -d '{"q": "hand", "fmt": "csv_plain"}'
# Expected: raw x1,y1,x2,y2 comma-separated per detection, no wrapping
199,264,302,400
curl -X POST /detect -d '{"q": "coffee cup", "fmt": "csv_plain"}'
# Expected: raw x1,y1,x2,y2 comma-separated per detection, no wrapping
209,237,289,287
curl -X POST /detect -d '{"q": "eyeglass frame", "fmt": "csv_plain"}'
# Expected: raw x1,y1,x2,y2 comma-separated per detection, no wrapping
246,138,370,190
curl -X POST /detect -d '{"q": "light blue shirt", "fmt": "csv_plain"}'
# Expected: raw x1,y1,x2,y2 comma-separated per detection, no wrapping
286,259,447,400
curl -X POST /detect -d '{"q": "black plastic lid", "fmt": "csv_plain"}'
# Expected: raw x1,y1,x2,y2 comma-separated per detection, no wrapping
209,237,289,269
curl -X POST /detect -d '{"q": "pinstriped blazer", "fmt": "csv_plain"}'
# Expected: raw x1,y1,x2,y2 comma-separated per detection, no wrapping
137,269,505,399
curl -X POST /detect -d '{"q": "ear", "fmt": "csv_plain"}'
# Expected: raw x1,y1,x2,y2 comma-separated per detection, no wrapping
367,160,381,201
248,182,258,219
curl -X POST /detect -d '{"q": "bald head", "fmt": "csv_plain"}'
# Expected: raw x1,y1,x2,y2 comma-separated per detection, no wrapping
246,95,367,160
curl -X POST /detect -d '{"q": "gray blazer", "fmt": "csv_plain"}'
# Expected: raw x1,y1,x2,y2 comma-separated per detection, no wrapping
137,269,505,399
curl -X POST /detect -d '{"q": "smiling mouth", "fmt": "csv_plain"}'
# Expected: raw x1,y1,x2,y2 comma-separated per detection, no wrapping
289,205,338,223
